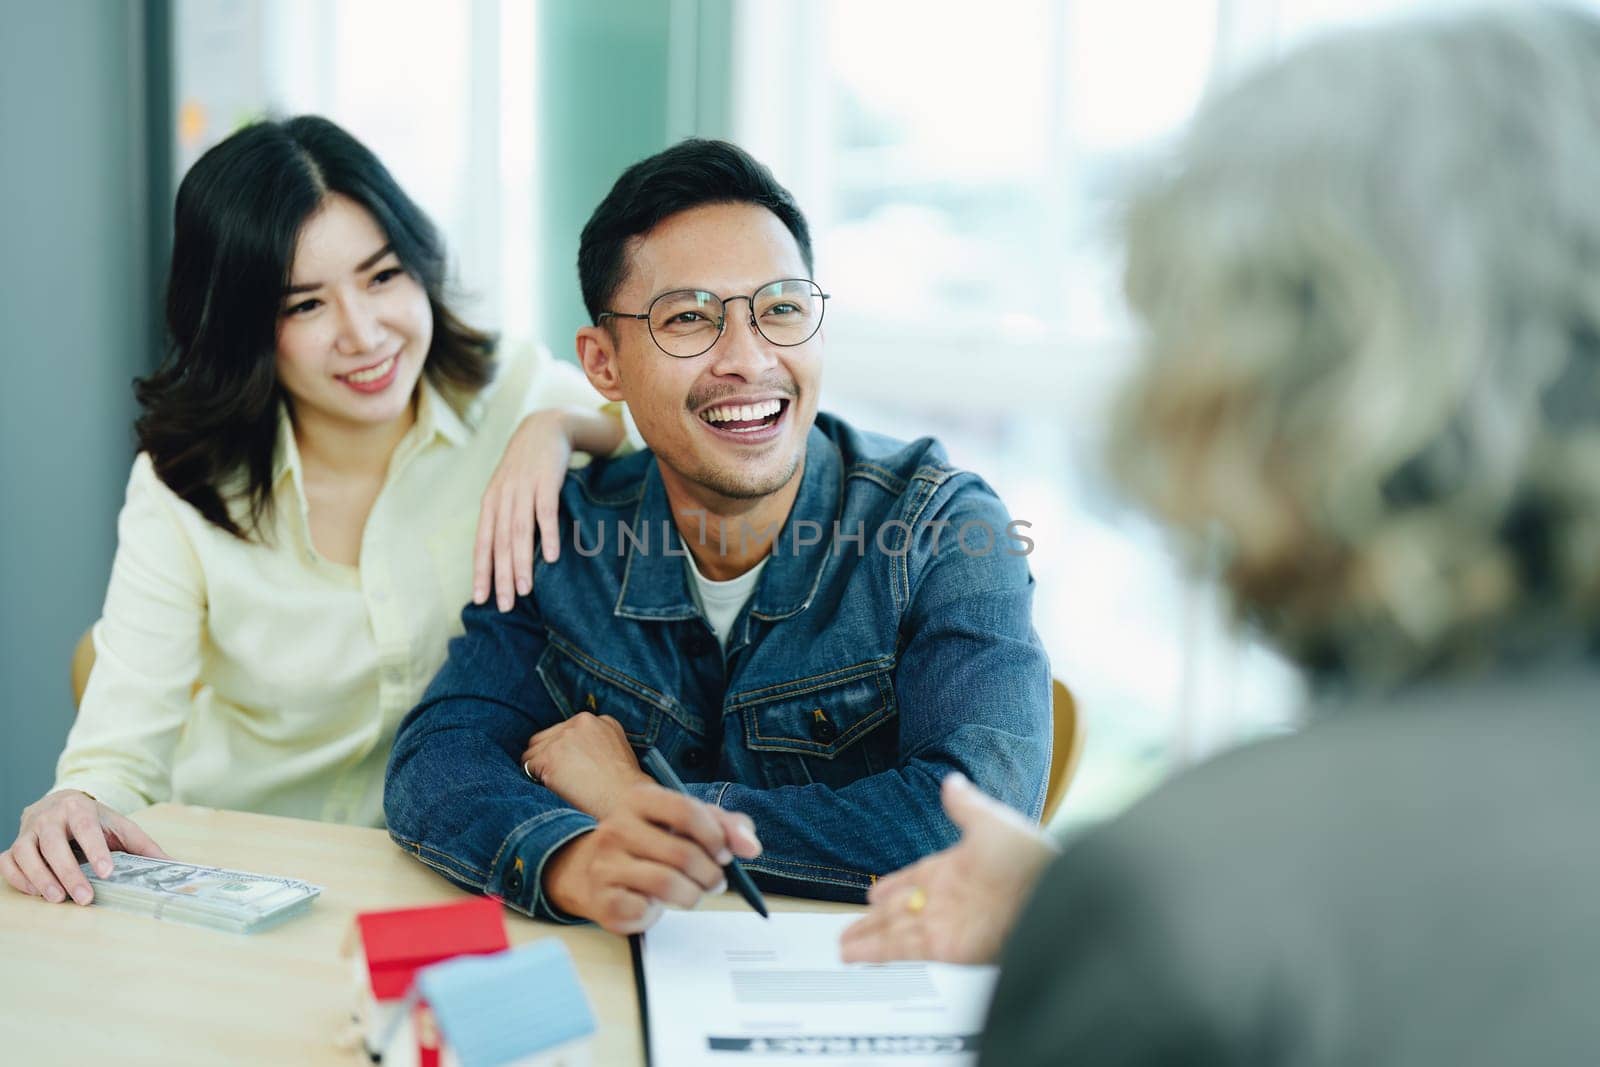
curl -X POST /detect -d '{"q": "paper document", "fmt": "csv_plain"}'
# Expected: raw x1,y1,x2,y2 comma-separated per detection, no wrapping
637,911,999,1066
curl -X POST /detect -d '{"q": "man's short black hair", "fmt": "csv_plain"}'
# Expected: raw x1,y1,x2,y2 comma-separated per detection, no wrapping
577,138,814,324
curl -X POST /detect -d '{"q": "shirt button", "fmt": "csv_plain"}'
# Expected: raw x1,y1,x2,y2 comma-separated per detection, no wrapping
683,746,706,769
810,714,839,744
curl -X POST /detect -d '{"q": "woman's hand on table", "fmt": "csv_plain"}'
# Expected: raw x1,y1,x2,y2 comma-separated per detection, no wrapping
1,789,171,905
839,773,1059,966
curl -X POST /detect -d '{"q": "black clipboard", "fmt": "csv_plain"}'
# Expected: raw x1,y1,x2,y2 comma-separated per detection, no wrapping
630,932,654,1066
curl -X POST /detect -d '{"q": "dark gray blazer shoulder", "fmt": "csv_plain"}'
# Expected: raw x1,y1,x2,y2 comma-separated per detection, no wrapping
982,664,1600,1067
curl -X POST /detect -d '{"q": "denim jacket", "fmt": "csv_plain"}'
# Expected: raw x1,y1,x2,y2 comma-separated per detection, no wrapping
385,413,1051,919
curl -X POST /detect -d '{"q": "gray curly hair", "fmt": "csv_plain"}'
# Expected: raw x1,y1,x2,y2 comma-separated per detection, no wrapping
1111,4,1600,683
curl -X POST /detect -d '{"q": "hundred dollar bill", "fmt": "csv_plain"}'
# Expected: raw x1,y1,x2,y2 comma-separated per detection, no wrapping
80,851,323,934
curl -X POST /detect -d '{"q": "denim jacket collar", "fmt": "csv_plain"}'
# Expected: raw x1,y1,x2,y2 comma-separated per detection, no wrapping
614,424,841,624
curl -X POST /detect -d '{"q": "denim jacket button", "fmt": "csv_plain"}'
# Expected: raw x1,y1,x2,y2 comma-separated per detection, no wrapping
809,715,839,743
683,746,706,768
504,868,524,895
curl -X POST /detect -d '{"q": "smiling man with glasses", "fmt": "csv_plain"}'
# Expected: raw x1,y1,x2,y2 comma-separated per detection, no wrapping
384,139,1051,935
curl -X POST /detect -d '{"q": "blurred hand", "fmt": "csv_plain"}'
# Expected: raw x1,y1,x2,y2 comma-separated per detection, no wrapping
1,789,171,905
542,782,762,935
839,773,1059,965
522,712,652,820
473,409,574,612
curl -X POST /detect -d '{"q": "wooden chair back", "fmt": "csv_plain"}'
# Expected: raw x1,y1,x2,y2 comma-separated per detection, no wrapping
71,629,96,710
1041,678,1084,824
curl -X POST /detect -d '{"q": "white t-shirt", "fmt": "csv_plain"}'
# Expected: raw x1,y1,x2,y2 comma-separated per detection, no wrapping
684,552,768,652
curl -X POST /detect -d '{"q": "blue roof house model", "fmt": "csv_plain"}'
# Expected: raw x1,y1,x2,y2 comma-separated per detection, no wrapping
416,939,598,1067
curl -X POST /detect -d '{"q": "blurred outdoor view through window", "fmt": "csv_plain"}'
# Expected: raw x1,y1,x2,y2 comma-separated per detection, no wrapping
739,1,1308,828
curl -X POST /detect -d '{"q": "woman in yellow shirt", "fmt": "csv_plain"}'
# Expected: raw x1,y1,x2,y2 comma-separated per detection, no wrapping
0,116,616,906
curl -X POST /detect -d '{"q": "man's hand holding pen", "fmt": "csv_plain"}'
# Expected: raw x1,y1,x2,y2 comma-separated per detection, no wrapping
526,715,763,935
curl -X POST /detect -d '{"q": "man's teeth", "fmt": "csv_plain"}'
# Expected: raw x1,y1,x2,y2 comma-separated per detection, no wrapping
701,399,783,424
344,355,396,384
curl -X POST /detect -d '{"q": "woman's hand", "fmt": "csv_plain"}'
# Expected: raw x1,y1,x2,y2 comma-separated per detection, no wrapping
839,773,1060,966
0,789,171,905
473,410,574,612
473,407,626,612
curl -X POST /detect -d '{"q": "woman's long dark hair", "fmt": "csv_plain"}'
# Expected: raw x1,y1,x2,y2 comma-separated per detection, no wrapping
136,115,496,538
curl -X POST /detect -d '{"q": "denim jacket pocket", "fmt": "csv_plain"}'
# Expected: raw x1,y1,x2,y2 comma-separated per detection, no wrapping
734,659,899,789
535,637,667,749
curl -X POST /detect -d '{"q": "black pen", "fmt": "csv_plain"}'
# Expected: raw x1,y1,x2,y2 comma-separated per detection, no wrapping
639,746,768,918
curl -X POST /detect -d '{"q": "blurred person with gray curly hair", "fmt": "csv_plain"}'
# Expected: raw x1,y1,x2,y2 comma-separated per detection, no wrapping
840,6,1600,1064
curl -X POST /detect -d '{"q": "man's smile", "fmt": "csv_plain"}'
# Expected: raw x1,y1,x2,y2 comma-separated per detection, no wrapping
698,396,790,434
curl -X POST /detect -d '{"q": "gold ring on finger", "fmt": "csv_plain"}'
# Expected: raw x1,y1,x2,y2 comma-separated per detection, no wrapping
905,886,928,915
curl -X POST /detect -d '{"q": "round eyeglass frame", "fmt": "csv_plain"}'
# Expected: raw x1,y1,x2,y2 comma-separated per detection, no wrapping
596,278,830,359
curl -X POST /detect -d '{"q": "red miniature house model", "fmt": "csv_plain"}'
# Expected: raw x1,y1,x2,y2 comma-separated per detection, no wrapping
349,896,509,1063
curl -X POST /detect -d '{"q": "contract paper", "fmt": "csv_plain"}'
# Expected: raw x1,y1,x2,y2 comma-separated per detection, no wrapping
637,911,1000,1066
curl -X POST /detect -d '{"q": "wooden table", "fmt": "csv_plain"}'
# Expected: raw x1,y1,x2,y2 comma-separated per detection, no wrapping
0,804,859,1065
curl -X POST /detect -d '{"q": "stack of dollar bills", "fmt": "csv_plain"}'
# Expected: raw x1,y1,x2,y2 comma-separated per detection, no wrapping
79,851,323,934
